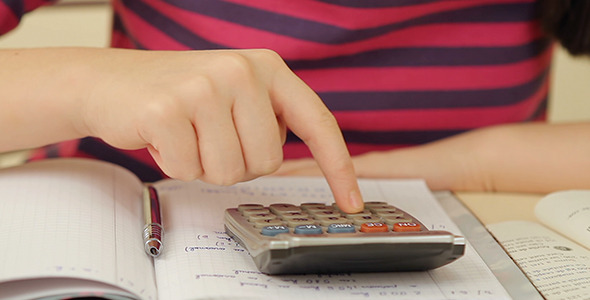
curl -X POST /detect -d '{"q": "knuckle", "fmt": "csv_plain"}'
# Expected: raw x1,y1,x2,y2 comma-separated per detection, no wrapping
164,164,203,182
138,95,181,124
249,155,283,176
317,109,339,126
298,111,340,143
250,48,284,65
180,75,217,100
206,166,246,186
217,52,254,78
175,170,201,182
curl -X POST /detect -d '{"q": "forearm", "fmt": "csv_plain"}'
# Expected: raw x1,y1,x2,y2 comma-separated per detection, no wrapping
0,47,94,152
279,121,590,195
476,122,590,193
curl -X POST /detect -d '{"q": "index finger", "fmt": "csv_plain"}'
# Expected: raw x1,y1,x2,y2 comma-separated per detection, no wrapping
269,67,364,213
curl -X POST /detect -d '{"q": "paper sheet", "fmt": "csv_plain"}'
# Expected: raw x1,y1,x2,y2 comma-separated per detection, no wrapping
153,177,511,300
0,159,157,300
535,190,590,249
488,221,590,300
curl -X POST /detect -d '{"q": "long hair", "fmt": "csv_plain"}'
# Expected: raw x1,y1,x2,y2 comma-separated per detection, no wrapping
537,0,590,55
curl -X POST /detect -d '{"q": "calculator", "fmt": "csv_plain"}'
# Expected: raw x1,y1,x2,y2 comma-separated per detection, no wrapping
224,201,465,275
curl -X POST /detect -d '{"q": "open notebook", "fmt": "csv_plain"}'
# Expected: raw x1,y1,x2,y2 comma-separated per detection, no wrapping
0,158,514,300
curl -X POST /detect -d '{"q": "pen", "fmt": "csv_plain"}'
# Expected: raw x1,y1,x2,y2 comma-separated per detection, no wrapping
143,184,163,258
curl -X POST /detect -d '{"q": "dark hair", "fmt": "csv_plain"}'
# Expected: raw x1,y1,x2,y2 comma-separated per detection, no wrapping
537,0,590,56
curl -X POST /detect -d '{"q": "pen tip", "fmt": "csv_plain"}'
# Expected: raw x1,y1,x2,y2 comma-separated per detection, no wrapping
150,247,159,256
145,239,162,258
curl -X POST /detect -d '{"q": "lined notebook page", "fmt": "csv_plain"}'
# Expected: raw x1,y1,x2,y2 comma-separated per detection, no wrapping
153,177,511,300
0,159,157,300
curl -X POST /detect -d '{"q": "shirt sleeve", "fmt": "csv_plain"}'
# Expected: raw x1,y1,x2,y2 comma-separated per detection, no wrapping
0,0,56,35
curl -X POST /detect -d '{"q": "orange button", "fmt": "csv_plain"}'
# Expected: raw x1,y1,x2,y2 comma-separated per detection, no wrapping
393,222,421,232
360,222,389,233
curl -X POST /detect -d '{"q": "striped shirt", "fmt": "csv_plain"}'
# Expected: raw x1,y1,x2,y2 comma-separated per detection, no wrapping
3,0,551,182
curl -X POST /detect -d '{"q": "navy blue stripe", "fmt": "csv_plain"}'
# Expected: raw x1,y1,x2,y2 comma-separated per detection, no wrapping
120,0,227,50
315,0,441,8
78,138,163,182
286,128,466,145
341,129,465,145
318,68,549,111
289,39,550,69
160,1,535,45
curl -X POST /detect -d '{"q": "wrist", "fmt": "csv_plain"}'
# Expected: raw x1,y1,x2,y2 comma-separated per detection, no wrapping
0,48,102,151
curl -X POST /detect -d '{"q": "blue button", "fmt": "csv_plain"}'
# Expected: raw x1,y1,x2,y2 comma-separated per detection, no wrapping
261,225,289,236
327,223,356,233
294,224,323,235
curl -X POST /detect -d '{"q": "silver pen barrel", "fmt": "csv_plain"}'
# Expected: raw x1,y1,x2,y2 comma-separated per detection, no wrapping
143,222,163,257
143,185,163,257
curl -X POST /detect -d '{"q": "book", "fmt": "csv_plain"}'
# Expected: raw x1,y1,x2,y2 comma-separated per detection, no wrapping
0,158,512,300
487,191,590,300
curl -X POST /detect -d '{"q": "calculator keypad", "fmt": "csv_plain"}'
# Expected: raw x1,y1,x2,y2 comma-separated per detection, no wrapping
236,201,424,236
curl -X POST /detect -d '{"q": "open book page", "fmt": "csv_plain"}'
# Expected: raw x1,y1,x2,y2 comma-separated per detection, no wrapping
535,190,590,249
487,221,590,300
153,177,511,300
0,159,157,300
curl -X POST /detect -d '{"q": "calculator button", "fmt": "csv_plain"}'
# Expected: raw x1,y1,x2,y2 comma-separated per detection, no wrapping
269,203,301,215
280,212,310,220
327,223,356,233
241,208,271,216
304,207,333,214
300,203,327,209
286,218,316,227
261,225,290,236
253,219,284,228
393,222,421,232
363,201,388,207
368,205,396,213
375,210,404,218
360,222,389,233
341,210,373,218
248,213,277,222
311,210,341,219
318,217,351,226
382,216,413,225
294,224,323,235
237,204,264,212
351,215,382,226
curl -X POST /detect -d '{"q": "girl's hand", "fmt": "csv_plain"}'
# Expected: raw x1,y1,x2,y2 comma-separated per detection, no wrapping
0,48,364,212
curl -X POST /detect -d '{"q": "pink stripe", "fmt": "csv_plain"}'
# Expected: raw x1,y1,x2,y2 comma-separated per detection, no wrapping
110,30,136,49
222,0,532,29
283,143,313,159
298,47,552,92
113,0,190,50
23,0,50,12
142,0,540,60
333,80,548,131
0,2,20,34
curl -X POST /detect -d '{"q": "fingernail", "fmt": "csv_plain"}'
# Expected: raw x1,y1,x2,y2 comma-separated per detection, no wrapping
349,189,364,213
